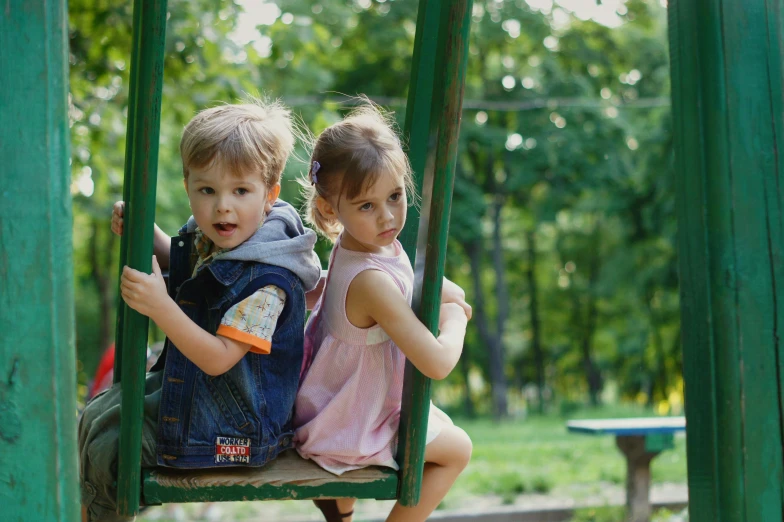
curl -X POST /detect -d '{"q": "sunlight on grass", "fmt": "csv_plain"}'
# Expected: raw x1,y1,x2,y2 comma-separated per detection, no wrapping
445,404,687,506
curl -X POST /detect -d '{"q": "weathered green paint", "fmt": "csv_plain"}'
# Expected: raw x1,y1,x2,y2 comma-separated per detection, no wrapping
0,1,80,521
143,469,398,505
669,1,784,521
644,434,674,453
113,0,145,385
400,0,442,227
397,0,473,506
395,0,443,505
116,0,168,515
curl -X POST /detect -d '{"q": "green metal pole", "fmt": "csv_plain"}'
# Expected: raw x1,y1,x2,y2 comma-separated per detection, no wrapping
399,0,442,224
0,1,80,520
669,1,784,521
397,0,473,506
113,0,144,385
116,0,168,515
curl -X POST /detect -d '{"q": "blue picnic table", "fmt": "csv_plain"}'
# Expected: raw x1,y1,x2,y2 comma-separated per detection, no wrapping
566,417,686,522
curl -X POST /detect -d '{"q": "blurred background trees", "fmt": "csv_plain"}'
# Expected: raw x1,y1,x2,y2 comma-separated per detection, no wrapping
69,0,680,420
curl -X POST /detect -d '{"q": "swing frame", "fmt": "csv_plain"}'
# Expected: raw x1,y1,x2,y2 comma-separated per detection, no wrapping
113,0,474,516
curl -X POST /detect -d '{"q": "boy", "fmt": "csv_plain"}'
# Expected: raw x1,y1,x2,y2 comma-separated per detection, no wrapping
79,99,321,521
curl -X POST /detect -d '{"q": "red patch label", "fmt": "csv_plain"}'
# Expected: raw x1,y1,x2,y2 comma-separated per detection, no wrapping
215,436,251,464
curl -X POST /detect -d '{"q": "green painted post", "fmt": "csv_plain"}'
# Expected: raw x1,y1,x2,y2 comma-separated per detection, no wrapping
113,0,145,384
0,1,80,521
397,0,473,506
116,0,168,515
669,1,784,521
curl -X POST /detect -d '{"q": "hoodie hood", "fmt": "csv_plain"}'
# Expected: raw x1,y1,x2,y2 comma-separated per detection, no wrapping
183,200,322,291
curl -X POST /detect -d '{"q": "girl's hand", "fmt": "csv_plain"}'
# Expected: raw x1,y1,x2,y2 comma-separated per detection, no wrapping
441,278,472,320
121,256,171,321
439,302,470,330
111,201,125,236
352,270,467,380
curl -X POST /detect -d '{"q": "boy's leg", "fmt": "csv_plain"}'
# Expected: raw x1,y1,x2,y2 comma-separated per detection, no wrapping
79,371,162,522
385,419,472,522
312,498,356,522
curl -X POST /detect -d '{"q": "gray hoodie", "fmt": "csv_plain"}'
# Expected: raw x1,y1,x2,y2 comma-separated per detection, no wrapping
184,200,322,291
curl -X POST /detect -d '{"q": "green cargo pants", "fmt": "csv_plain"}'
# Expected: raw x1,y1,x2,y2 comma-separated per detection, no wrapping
79,371,162,522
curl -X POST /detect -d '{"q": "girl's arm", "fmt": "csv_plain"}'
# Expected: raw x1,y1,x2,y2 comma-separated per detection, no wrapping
111,200,172,270
442,277,472,320
121,256,250,375
347,270,469,380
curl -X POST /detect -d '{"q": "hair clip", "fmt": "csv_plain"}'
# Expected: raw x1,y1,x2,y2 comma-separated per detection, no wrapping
310,161,321,185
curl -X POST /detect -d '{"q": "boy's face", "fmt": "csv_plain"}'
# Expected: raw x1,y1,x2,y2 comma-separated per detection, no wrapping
185,161,280,252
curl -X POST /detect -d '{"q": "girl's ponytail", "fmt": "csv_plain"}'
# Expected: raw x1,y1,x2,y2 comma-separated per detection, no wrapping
301,178,343,241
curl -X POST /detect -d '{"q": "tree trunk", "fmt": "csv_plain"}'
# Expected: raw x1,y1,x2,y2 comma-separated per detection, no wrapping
575,228,603,407
646,287,669,405
578,303,602,406
466,237,508,419
490,199,510,419
583,238,602,406
459,353,475,418
526,228,545,413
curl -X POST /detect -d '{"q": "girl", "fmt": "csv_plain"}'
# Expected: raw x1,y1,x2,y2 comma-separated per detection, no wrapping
294,104,473,522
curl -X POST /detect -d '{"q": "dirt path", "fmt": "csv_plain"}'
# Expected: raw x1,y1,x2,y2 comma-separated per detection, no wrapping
140,482,688,521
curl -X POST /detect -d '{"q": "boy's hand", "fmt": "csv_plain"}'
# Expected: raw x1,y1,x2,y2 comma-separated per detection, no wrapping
121,256,171,320
111,201,125,236
111,202,171,270
441,277,472,320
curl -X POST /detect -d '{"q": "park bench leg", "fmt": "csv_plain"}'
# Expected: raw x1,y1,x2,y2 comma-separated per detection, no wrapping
616,435,660,522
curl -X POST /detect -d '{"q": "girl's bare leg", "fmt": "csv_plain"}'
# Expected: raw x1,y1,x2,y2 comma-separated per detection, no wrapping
385,421,472,522
430,404,454,425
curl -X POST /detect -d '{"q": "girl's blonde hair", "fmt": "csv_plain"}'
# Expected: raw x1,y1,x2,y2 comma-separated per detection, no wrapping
302,102,415,241
180,96,294,187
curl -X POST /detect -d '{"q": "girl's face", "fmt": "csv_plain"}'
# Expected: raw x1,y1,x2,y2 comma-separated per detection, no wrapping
322,172,408,254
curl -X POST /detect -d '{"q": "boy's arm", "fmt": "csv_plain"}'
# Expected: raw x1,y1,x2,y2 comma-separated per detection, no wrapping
148,299,251,375
111,201,171,270
216,286,286,355
120,256,251,375
152,224,171,270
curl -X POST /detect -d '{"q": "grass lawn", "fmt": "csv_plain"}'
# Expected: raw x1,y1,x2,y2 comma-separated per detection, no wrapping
445,404,687,507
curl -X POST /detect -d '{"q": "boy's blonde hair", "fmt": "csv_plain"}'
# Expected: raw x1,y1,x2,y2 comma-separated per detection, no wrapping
302,103,415,241
180,97,294,187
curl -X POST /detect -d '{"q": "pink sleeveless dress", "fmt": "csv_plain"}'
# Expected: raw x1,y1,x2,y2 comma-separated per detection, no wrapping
293,237,423,475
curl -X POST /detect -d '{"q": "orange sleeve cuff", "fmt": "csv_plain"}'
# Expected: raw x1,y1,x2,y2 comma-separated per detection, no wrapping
217,324,271,354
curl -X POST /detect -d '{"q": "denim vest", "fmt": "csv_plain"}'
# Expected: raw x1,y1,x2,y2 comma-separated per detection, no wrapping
153,231,306,468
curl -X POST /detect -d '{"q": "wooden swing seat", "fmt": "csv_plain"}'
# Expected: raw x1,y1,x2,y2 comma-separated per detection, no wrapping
143,450,397,505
